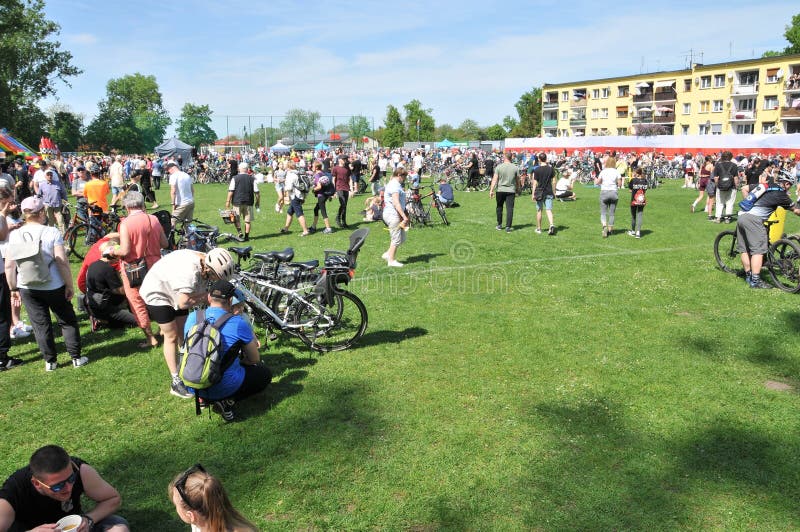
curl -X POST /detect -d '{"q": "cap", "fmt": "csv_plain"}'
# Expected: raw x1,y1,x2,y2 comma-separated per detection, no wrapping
164,161,179,169
20,196,44,213
209,280,236,300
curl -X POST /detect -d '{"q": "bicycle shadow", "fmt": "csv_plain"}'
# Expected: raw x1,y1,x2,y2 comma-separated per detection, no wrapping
352,326,428,349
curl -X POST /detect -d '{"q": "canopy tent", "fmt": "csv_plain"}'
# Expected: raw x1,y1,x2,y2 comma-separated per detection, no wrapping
154,137,194,166
270,142,291,153
437,138,455,148
314,141,329,150
0,129,38,158
292,141,312,151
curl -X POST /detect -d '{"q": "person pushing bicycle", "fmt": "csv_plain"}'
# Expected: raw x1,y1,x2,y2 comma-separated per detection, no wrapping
737,171,800,289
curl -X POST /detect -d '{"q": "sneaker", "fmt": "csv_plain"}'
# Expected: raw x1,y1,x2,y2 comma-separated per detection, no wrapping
381,252,389,260
308,226,316,233
0,357,22,371
299,232,309,237
745,272,752,284
90,316,100,332
45,361,57,372
635,232,641,239
170,379,193,398
9,327,30,340
750,278,773,289
323,228,334,234
506,227,513,233
627,230,636,237
212,400,235,422
496,225,503,231
14,322,32,333
602,226,608,238
387,260,404,267
708,215,715,221
691,203,695,213
535,228,542,234
274,203,281,213
279,227,290,234
548,226,555,236
72,356,89,368
714,218,721,223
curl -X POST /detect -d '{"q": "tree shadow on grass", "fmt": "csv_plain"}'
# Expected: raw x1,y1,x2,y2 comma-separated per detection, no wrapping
352,326,428,349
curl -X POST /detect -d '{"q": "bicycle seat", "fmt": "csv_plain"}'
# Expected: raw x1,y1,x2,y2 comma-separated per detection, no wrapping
254,247,295,263
228,246,253,260
288,259,319,270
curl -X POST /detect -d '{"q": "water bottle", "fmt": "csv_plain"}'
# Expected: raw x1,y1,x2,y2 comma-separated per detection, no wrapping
187,224,197,250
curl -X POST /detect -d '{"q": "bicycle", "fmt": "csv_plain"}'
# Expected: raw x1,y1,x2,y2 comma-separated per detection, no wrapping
227,228,370,352
64,204,125,260
713,219,800,292
406,185,449,226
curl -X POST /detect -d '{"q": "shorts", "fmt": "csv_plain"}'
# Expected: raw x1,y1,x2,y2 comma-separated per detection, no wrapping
172,202,195,224
234,204,252,223
737,213,769,255
287,198,304,217
111,186,124,195
536,195,554,211
146,304,189,324
383,214,407,247
698,177,709,191
94,514,130,532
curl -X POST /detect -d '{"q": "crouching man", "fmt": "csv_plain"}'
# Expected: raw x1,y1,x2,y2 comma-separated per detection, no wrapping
0,444,129,531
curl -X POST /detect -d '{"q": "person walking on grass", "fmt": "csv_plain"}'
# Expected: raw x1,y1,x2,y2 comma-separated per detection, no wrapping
381,168,409,267
310,161,334,234
225,162,259,242
595,156,623,237
279,161,309,236
332,157,351,228
532,152,556,235
489,152,519,233
627,167,648,239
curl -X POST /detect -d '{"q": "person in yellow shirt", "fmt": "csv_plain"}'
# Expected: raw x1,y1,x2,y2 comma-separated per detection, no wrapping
82,163,110,212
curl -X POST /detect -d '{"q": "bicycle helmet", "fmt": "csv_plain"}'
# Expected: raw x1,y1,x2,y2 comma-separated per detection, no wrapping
86,162,101,174
205,248,235,280
777,170,796,186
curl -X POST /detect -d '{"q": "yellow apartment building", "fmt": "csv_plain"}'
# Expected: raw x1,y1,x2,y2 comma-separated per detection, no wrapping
541,53,800,138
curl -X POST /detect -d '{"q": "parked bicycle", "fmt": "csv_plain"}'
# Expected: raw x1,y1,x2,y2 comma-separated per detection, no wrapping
713,218,800,292
406,185,449,226
64,204,125,260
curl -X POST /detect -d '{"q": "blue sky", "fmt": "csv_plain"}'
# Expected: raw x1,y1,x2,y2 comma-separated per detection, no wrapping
43,0,795,138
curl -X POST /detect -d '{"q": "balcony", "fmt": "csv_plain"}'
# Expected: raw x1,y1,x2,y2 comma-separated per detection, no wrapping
569,119,586,126
542,119,558,127
729,109,757,121
784,79,800,93
543,101,559,109
654,91,677,102
732,84,758,95
570,97,587,107
632,93,653,103
654,115,675,123
632,116,653,124
781,106,800,119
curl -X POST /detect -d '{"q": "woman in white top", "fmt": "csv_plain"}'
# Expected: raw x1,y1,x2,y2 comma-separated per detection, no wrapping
594,156,623,237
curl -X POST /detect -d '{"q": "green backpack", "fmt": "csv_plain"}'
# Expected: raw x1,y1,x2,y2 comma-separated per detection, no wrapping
178,310,236,391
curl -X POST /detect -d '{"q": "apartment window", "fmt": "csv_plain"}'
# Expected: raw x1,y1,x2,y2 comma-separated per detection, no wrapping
699,124,710,135
711,123,722,135
738,71,758,85
682,103,691,114
601,88,610,99
714,74,725,88
713,100,724,112
700,75,711,88
618,85,629,97
616,106,629,118
617,128,628,136
591,128,598,135
592,89,600,99
699,101,710,113
562,91,568,102
591,108,599,119
763,95,778,110
762,122,776,133
684,79,692,92
681,125,690,135
600,108,609,119
561,110,568,120
766,68,779,83
738,98,755,111
736,124,754,134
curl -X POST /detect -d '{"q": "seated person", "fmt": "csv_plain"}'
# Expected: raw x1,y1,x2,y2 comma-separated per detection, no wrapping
183,280,271,421
76,233,120,313
85,241,138,332
362,195,383,222
408,170,421,189
0,444,129,532
555,170,577,201
437,178,455,206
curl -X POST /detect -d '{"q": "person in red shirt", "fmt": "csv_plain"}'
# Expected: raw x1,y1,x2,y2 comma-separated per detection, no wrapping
331,157,351,228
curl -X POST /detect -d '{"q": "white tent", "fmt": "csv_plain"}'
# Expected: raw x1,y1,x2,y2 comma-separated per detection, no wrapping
270,142,291,153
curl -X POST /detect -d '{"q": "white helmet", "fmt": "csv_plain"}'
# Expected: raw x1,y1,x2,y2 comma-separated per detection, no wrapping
205,248,235,280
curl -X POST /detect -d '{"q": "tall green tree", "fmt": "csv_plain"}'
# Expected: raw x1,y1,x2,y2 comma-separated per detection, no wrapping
50,111,83,151
280,109,322,142
763,12,800,56
458,119,481,140
347,115,371,147
402,99,435,141
485,124,508,140
383,105,405,148
176,103,217,148
510,87,542,137
86,73,170,152
0,0,81,148
435,124,457,141
502,115,518,133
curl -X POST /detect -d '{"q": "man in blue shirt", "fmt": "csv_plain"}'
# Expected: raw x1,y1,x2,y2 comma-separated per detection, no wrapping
183,280,271,421
38,169,68,234
436,178,454,206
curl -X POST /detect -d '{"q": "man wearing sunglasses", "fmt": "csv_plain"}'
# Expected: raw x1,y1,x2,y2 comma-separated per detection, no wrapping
0,445,129,531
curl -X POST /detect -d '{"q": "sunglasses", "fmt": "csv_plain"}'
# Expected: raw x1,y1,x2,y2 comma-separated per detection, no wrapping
175,463,205,509
37,463,78,492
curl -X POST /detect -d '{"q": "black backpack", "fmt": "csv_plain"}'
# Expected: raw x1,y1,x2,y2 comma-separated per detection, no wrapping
716,162,737,191
296,172,312,193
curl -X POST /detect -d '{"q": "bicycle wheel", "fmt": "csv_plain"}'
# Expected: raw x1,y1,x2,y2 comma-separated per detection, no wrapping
294,290,368,352
434,199,449,225
453,175,468,191
476,176,490,192
713,230,740,274
66,223,91,260
767,238,800,292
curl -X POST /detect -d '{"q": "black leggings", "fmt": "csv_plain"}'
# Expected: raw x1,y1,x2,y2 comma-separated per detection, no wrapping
496,192,515,228
314,194,328,220
337,190,349,225
231,363,271,401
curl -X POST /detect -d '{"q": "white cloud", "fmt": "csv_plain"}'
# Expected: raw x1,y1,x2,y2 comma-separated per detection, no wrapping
65,33,97,45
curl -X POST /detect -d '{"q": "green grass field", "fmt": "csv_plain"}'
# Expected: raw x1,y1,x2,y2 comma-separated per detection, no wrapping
3,178,800,530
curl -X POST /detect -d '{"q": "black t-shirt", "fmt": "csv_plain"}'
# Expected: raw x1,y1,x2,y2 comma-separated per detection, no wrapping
0,457,86,530
484,158,495,175
322,157,333,173
533,165,555,196
469,157,479,175
350,159,362,176
86,260,125,307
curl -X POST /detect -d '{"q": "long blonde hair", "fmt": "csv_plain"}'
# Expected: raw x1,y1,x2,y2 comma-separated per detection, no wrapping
169,466,257,532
